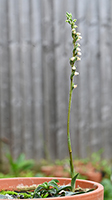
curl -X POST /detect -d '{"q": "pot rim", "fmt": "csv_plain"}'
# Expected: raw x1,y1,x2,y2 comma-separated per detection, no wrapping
0,177,104,200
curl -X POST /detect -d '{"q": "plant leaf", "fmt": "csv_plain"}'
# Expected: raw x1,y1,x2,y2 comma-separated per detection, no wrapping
56,185,71,194
71,173,79,191
64,191,79,196
48,180,58,189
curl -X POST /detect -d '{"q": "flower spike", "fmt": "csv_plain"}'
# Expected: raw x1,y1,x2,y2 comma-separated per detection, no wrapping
66,12,81,180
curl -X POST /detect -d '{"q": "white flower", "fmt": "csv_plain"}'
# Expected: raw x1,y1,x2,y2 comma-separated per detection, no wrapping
75,72,79,76
72,28,76,33
70,56,77,65
77,36,82,41
70,57,75,61
77,47,81,51
78,36,82,39
77,52,81,56
74,85,77,88
77,57,81,61
72,66,76,71
77,32,81,36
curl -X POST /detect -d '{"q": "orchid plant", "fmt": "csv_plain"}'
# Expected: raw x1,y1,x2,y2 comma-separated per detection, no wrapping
34,13,83,195
66,12,82,181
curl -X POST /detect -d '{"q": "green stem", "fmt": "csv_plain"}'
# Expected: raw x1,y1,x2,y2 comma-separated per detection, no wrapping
67,75,74,178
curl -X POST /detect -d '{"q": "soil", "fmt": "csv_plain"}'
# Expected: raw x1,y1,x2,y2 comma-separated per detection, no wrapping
40,162,103,183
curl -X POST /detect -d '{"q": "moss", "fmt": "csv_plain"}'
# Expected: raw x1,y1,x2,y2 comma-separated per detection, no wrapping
0,190,33,199
20,192,32,198
0,190,18,196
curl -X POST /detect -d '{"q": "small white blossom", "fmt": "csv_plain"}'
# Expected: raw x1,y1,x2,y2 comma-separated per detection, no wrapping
74,85,77,88
70,56,75,61
77,57,81,61
72,66,76,71
77,52,81,56
77,32,81,36
77,47,81,51
72,28,76,33
77,36,82,41
75,72,79,76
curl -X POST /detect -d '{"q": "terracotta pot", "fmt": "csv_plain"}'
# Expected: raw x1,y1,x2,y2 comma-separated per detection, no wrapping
74,162,103,183
41,165,70,178
41,166,55,176
41,163,103,183
0,177,104,200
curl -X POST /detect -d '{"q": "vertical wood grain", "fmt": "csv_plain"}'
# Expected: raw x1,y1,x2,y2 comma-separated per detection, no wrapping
0,0,11,161
54,0,70,159
77,0,91,158
19,0,33,159
30,0,44,159
88,0,102,154
41,0,57,159
8,0,22,159
99,0,112,159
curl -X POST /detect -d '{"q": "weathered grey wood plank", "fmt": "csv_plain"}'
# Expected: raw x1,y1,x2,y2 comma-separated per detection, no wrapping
88,0,102,153
30,0,44,159
99,0,112,159
54,0,70,159
41,0,57,159
8,0,22,159
77,0,91,158
19,0,33,159
0,0,11,161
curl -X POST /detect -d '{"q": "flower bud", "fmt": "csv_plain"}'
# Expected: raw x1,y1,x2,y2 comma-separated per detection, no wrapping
72,66,76,71
73,19,77,23
72,28,76,33
77,32,81,36
77,57,81,61
77,36,82,41
72,84,77,90
77,52,81,56
70,56,77,65
74,85,77,88
78,36,82,39
77,47,81,51
75,71,79,76
77,43,80,47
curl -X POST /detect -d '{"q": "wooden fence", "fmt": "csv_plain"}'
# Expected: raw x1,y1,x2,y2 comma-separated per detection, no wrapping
0,0,112,162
